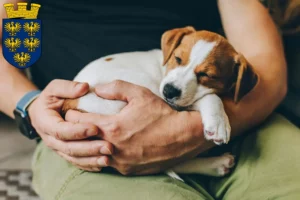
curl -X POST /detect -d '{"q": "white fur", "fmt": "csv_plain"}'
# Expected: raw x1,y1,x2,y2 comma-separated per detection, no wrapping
75,50,163,113
73,44,233,181
171,153,235,176
193,93,231,144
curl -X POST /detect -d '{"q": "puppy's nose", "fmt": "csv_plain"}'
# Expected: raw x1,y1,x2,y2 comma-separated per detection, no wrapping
163,84,181,99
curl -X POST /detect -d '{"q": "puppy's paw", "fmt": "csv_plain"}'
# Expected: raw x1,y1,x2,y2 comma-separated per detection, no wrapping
215,153,235,176
203,111,231,145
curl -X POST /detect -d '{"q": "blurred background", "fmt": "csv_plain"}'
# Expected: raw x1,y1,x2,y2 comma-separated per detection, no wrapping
263,0,300,127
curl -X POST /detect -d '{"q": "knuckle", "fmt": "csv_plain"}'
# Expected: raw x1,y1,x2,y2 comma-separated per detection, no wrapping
52,123,65,140
74,131,85,140
53,130,63,140
46,95,60,105
108,121,121,135
50,79,60,85
110,80,124,91
112,80,124,87
86,147,96,156
137,87,152,98
114,159,132,175
47,79,59,90
142,87,151,95
86,162,94,168
119,165,132,175
64,145,73,156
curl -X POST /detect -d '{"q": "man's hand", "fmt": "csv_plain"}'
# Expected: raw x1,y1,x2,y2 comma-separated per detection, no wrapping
28,79,113,172
65,80,212,175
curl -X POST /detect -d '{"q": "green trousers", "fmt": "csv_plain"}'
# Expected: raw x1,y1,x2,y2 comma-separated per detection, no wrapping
32,114,300,200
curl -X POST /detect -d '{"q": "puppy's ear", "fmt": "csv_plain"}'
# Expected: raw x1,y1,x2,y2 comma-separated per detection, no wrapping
161,26,195,66
233,53,258,103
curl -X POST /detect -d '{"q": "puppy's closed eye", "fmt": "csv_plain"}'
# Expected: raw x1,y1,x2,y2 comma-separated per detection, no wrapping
197,72,209,78
175,56,182,65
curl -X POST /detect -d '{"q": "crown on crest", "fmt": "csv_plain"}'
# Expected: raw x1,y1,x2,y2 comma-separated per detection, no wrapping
4,3,41,19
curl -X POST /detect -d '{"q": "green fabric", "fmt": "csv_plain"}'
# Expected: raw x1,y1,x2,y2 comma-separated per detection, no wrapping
32,114,300,200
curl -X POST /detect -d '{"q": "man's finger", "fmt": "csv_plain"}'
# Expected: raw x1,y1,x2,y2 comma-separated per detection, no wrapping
65,110,115,130
95,80,147,102
45,135,113,157
45,79,89,99
41,110,99,140
56,151,109,168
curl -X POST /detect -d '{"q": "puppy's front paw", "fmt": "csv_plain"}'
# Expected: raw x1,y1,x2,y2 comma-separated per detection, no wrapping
203,111,231,145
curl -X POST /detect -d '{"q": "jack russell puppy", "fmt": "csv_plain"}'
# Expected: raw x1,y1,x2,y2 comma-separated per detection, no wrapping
62,26,258,180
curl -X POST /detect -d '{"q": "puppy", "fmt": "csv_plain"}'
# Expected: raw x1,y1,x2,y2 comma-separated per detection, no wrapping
62,26,258,179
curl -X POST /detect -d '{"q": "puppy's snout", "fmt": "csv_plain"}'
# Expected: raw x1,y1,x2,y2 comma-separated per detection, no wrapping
163,84,181,99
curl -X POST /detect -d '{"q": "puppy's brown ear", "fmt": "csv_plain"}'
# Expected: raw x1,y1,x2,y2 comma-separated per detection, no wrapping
233,53,258,103
161,26,195,66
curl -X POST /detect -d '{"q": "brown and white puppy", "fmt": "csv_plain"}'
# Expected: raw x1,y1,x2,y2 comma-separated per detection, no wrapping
62,26,258,179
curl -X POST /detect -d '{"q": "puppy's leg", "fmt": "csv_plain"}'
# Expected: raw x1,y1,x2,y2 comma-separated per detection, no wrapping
193,94,231,145
171,153,235,177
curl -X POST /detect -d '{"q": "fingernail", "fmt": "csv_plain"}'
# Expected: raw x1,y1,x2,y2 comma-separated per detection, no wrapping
86,127,98,137
100,146,112,155
97,157,108,166
76,83,84,89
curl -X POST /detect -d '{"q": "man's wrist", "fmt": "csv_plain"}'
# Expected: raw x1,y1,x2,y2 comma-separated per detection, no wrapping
14,90,41,140
181,111,215,152
15,90,41,114
184,111,203,136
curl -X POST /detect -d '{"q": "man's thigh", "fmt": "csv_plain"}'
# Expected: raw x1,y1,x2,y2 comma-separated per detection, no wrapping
209,114,300,200
31,142,213,200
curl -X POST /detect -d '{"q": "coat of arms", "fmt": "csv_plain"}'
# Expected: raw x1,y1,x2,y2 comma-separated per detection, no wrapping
2,3,41,69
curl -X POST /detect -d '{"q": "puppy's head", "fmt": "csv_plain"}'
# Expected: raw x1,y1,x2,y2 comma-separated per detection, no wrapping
160,26,258,109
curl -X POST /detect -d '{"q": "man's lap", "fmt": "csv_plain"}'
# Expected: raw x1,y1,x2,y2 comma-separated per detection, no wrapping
209,114,300,200
32,114,300,200
32,142,210,200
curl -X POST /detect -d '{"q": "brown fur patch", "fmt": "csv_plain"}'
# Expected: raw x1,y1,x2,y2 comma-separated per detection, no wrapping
105,57,113,61
61,99,80,115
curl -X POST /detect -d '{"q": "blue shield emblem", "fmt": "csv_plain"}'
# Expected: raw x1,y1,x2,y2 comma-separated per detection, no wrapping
2,19,41,69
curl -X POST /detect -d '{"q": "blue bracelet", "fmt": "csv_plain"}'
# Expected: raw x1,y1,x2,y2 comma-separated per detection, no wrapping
16,90,41,117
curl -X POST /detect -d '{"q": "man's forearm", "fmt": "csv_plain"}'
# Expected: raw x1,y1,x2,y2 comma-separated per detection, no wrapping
0,0,36,118
0,47,37,118
218,0,287,135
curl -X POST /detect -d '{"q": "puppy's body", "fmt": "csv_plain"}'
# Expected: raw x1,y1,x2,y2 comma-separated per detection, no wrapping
63,27,258,180
74,50,163,115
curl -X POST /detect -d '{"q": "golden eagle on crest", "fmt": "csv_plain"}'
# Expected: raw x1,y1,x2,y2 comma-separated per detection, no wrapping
23,22,40,36
4,22,21,36
4,37,21,52
14,52,31,67
23,37,40,52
